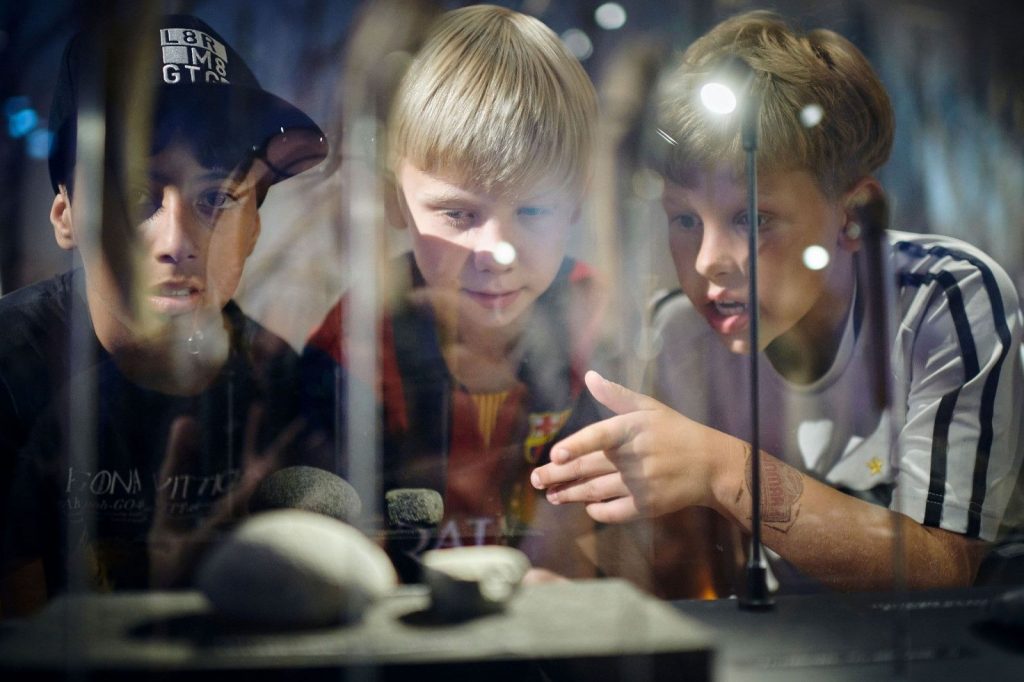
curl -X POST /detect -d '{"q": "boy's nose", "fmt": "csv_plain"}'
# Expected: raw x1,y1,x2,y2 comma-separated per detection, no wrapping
472,217,516,271
152,189,200,265
694,224,744,283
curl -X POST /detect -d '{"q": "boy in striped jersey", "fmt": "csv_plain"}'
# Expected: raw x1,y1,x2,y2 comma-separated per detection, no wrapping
531,11,1023,593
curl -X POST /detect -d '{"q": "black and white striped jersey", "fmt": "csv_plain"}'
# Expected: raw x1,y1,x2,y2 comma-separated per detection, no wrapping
651,230,1023,542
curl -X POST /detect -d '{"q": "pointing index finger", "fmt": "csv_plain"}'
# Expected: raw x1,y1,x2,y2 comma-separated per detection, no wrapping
550,414,633,464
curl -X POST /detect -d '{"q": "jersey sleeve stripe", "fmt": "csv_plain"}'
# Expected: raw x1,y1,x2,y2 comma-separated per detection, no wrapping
923,272,977,528
896,240,1015,537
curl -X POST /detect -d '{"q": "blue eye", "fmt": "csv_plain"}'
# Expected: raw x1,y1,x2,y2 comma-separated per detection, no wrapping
518,206,551,219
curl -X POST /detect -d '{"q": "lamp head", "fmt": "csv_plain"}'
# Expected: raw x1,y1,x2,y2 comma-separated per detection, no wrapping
699,56,759,151
699,82,737,114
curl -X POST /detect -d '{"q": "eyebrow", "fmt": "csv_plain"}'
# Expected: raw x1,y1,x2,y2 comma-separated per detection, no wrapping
418,187,479,205
146,167,244,187
516,190,562,205
417,183,564,206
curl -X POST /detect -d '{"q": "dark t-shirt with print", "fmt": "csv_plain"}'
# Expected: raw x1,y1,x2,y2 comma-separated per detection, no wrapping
1,270,301,593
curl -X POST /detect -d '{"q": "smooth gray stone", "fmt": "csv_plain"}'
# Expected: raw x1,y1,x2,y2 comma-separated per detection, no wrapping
195,509,397,627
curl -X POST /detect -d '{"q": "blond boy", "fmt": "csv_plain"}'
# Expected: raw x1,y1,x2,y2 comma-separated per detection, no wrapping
304,5,601,577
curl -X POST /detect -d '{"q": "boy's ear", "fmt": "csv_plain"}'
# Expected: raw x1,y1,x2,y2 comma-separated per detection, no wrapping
50,186,77,251
384,180,408,229
838,176,884,252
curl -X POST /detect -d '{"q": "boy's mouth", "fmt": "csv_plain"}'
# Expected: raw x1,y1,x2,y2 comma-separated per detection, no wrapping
705,298,749,335
148,282,203,315
713,300,746,316
463,288,522,311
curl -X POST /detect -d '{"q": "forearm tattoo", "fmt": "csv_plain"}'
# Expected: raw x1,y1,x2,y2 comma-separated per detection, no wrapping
744,445,804,532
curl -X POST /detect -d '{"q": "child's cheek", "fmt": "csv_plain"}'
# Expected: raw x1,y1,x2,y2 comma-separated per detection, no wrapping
412,236,470,287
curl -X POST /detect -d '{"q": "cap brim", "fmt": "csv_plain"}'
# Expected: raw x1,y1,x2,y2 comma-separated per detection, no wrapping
156,84,329,181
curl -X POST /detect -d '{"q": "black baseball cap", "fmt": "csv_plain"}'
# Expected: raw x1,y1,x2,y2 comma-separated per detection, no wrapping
48,14,329,193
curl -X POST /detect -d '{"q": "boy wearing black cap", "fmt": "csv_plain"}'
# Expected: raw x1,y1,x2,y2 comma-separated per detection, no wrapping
0,15,327,613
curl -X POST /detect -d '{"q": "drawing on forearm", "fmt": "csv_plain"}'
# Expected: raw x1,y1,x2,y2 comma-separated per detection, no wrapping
745,447,804,531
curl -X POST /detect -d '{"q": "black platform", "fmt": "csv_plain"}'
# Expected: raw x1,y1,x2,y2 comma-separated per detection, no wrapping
0,579,712,681
3,581,1022,681
673,585,1024,681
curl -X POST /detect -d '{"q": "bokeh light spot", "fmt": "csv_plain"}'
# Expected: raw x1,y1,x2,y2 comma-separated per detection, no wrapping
802,245,830,271
595,3,627,30
800,103,825,128
494,241,516,266
561,29,593,61
700,83,737,114
27,129,53,160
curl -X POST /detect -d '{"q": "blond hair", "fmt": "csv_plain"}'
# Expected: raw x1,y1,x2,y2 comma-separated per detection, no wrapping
658,11,893,197
388,4,597,196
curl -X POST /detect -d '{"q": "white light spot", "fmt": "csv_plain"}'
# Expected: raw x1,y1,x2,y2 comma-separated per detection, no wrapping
561,29,593,61
493,241,516,266
595,3,627,30
700,82,737,114
802,245,830,271
656,127,678,146
800,103,824,128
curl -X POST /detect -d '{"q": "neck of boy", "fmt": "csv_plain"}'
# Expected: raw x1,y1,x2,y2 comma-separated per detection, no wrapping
89,291,231,396
437,307,530,394
764,257,857,385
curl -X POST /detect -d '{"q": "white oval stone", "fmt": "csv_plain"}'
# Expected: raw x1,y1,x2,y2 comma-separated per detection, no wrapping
196,509,397,627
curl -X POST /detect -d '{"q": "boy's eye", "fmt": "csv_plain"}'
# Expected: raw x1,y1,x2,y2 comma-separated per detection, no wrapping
196,189,238,211
517,206,552,219
671,214,700,231
133,187,163,220
736,212,771,228
441,209,475,226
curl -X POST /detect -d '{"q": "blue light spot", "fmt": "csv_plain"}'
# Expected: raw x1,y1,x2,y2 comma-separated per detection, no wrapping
8,108,39,138
4,96,30,117
27,129,53,160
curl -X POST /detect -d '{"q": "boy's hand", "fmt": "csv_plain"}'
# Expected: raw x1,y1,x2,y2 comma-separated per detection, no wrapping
530,371,737,524
147,408,303,589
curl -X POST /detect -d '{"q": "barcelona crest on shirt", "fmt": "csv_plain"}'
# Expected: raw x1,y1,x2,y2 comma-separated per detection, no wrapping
523,409,572,463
